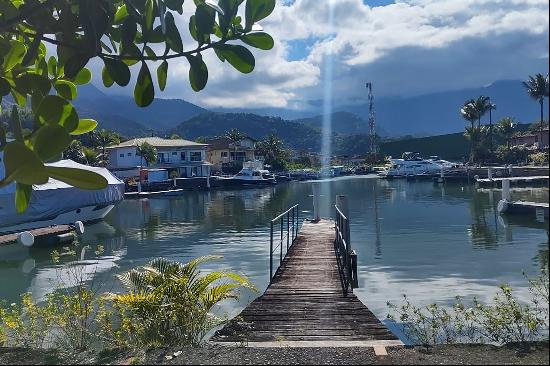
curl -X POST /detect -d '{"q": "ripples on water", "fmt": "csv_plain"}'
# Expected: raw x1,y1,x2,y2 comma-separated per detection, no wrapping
0,176,547,324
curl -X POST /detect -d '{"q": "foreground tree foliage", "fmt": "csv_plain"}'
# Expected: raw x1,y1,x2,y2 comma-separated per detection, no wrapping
0,0,275,212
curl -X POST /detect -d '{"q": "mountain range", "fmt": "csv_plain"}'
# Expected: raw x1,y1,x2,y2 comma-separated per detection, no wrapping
41,78,545,155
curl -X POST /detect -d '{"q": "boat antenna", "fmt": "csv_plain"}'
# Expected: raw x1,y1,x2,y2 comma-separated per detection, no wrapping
366,82,377,156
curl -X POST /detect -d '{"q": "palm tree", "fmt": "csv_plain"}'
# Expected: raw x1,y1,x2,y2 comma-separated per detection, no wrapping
473,95,491,128
137,142,157,167
497,117,516,149
256,133,289,170
224,128,244,162
108,256,255,346
461,100,480,162
486,99,497,152
522,73,549,147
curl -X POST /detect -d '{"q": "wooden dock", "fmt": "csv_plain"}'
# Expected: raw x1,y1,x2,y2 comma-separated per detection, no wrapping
124,188,187,199
499,201,549,220
476,175,549,187
0,225,74,246
212,219,402,348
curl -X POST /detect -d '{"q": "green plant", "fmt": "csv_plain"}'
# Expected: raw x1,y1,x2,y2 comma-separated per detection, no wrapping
137,141,157,167
0,0,276,212
523,73,549,146
0,293,57,348
529,151,549,165
387,268,549,347
105,256,256,348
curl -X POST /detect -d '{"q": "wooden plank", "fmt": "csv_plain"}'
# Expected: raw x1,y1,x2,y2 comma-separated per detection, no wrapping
212,219,401,345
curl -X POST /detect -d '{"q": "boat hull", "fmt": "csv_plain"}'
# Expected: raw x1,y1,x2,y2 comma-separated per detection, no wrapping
0,204,115,235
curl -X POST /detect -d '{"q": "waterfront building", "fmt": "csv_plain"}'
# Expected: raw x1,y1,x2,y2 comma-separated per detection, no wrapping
205,136,257,172
107,137,212,180
511,128,549,150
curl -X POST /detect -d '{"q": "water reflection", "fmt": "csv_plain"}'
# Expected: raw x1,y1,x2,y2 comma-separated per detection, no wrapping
0,177,547,322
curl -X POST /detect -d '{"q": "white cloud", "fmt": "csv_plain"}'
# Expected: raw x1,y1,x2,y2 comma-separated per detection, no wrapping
91,0,549,110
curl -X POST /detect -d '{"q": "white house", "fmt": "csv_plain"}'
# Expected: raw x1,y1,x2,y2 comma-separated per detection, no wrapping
107,137,212,180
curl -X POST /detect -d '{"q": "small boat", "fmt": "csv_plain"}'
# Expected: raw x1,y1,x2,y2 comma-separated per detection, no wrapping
216,161,277,187
0,159,125,235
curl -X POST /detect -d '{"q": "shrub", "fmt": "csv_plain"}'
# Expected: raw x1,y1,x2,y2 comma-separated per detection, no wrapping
103,256,257,348
387,268,549,347
496,145,530,164
529,151,549,165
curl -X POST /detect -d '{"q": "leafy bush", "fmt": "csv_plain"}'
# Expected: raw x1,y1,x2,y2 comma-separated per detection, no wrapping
103,256,256,348
0,241,255,351
529,151,549,165
496,145,530,164
387,268,549,346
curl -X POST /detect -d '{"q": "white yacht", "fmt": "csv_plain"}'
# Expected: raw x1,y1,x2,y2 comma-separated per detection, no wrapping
379,152,446,178
218,161,276,186
0,158,125,235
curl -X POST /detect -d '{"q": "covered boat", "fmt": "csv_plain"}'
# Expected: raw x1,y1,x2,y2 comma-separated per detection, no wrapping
0,159,124,234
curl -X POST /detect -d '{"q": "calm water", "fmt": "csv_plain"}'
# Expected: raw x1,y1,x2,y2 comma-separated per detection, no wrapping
1,176,548,326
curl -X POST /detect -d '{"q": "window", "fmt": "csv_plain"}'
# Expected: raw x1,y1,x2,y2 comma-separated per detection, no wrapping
119,153,124,158
221,151,228,158
190,151,202,162
127,152,132,156
180,152,186,161
172,151,178,155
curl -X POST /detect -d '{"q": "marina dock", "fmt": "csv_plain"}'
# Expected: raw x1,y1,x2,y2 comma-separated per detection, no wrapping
212,216,401,349
0,225,75,247
476,175,549,188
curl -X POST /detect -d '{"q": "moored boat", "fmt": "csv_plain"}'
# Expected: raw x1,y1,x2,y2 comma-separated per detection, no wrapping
0,159,124,235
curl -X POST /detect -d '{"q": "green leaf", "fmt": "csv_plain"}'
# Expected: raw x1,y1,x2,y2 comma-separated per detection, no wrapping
187,54,208,92
165,12,183,53
102,66,115,87
36,95,76,126
104,58,131,86
34,124,72,161
2,40,27,71
54,80,77,100
241,32,273,50
74,68,92,85
121,17,138,46
134,63,155,107
45,166,108,190
215,44,255,73
144,45,157,58
0,142,48,187
157,60,168,91
62,108,80,133
114,4,129,24
245,0,275,31
164,0,184,12
195,3,215,36
15,183,32,214
0,77,10,96
47,56,57,76
63,54,90,79
144,0,154,33
70,119,98,135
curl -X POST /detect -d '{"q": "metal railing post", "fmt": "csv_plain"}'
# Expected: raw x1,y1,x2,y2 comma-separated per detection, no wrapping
287,211,290,250
270,221,273,282
291,207,295,243
280,218,283,265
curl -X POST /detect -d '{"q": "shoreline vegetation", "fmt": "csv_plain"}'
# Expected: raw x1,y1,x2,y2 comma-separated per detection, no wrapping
0,237,548,365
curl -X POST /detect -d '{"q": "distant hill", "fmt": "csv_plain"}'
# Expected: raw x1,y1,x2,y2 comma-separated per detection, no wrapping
338,80,545,137
173,112,323,151
216,79,547,137
294,111,388,136
73,84,205,136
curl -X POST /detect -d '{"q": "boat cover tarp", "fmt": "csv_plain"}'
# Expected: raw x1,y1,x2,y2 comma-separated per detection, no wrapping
0,160,124,228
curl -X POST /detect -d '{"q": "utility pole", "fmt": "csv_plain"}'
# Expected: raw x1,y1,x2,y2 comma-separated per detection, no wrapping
366,82,377,157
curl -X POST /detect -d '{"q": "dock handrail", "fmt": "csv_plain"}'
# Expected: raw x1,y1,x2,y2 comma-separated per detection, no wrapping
335,204,358,295
270,204,300,282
